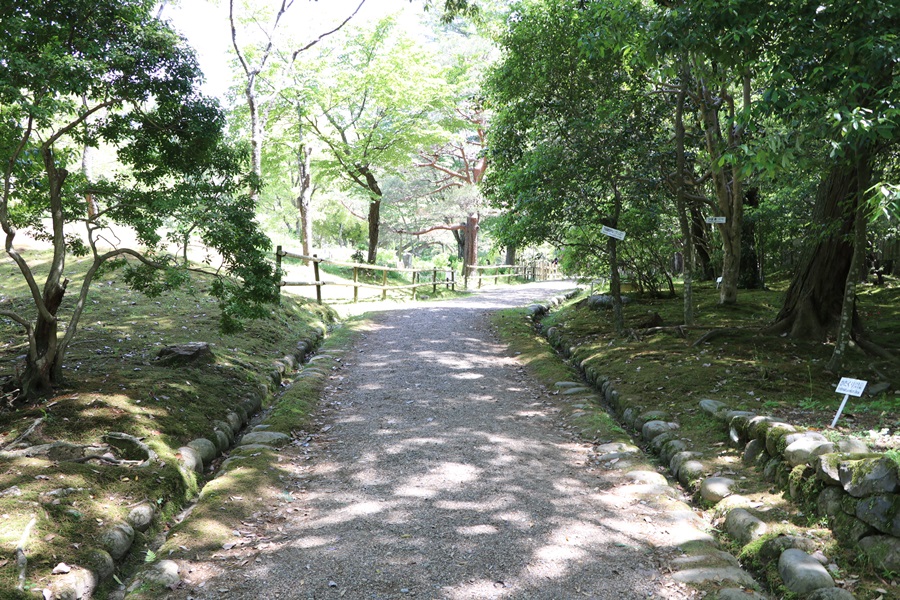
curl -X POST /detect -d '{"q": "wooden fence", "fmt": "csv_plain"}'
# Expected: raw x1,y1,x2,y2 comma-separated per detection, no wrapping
276,246,559,304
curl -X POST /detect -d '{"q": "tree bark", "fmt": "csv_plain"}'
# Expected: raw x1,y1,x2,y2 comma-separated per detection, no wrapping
769,155,870,340
691,207,715,280
827,174,868,371
505,245,517,266
738,187,763,289
464,214,478,274
674,74,694,326
294,143,314,259
610,184,624,334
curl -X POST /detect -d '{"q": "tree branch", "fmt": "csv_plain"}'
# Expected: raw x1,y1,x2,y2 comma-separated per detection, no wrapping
393,223,465,236
291,0,366,61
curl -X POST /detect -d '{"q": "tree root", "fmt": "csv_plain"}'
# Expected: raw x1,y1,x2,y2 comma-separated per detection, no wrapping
16,515,36,591
691,327,739,347
855,336,900,365
1,418,42,450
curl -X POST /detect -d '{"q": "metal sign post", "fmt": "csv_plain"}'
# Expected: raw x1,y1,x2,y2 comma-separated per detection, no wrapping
830,377,868,428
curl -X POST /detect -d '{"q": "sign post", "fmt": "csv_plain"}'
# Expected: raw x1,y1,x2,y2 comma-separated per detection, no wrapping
601,225,626,241
830,377,868,428
705,216,727,224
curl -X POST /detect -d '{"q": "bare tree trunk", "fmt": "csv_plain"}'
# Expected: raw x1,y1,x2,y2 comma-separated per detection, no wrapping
505,245,516,266
691,207,714,280
610,185,624,334
366,198,381,264
294,143,314,259
826,189,867,371
464,215,478,274
769,154,870,340
674,73,694,325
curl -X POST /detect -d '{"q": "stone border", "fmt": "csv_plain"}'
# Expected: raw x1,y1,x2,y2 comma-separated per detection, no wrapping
536,302,878,599
41,330,326,599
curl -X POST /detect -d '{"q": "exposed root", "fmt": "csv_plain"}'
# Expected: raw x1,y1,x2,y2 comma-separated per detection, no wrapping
1,417,42,450
16,515,36,590
855,336,900,364
691,327,739,347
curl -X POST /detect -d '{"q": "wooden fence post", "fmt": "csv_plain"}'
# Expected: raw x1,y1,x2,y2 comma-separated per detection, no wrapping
275,245,282,301
312,254,322,305
353,267,359,303
450,269,456,292
432,268,437,294
382,270,388,301
412,270,418,301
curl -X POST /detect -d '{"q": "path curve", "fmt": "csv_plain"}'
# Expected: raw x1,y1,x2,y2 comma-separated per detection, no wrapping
169,282,700,599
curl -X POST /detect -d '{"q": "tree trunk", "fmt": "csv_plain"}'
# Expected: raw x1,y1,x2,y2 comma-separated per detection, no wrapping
674,75,694,326
738,187,763,289
464,214,478,274
21,148,70,397
769,156,870,340
610,185,624,333
453,228,465,260
366,198,381,264
357,166,383,264
294,143,314,259
691,207,715,280
505,245,517,266
827,176,868,371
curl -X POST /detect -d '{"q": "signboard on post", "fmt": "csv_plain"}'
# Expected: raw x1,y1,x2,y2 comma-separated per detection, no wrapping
831,377,868,428
601,225,626,241
705,216,727,224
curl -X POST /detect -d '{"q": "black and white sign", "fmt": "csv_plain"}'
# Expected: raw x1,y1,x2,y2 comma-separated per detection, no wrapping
831,377,868,427
834,377,867,397
705,216,727,224
601,225,626,240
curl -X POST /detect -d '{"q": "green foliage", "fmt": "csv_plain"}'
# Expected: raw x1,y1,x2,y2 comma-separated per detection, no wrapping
0,0,278,395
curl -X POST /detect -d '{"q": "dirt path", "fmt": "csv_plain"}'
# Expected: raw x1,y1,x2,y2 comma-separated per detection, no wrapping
167,282,701,600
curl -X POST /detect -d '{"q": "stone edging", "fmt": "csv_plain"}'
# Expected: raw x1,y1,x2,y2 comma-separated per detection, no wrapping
42,330,326,599
534,298,882,599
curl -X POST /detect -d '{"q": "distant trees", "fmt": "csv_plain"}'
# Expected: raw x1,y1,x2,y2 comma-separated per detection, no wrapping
1,0,277,398
481,0,899,366
300,17,452,264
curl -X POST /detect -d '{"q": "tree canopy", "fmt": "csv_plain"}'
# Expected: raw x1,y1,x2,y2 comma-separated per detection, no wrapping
1,0,277,397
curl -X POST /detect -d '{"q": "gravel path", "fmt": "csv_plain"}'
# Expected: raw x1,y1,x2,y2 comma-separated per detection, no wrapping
171,282,699,600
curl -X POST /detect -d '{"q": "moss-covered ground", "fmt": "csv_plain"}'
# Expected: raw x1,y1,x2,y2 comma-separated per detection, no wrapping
0,251,336,597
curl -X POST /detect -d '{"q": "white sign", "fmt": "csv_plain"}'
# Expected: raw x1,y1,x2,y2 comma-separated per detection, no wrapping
601,225,626,241
705,216,727,224
831,377,868,428
835,377,867,397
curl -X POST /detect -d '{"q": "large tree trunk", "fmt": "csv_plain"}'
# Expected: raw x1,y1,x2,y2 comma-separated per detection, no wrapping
505,245,517,266
769,156,870,340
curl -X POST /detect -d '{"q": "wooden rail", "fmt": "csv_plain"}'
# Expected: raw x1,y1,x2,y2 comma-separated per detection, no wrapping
276,248,456,304
275,247,559,304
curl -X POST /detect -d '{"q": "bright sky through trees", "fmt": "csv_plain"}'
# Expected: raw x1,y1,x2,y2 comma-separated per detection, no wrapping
165,0,425,99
